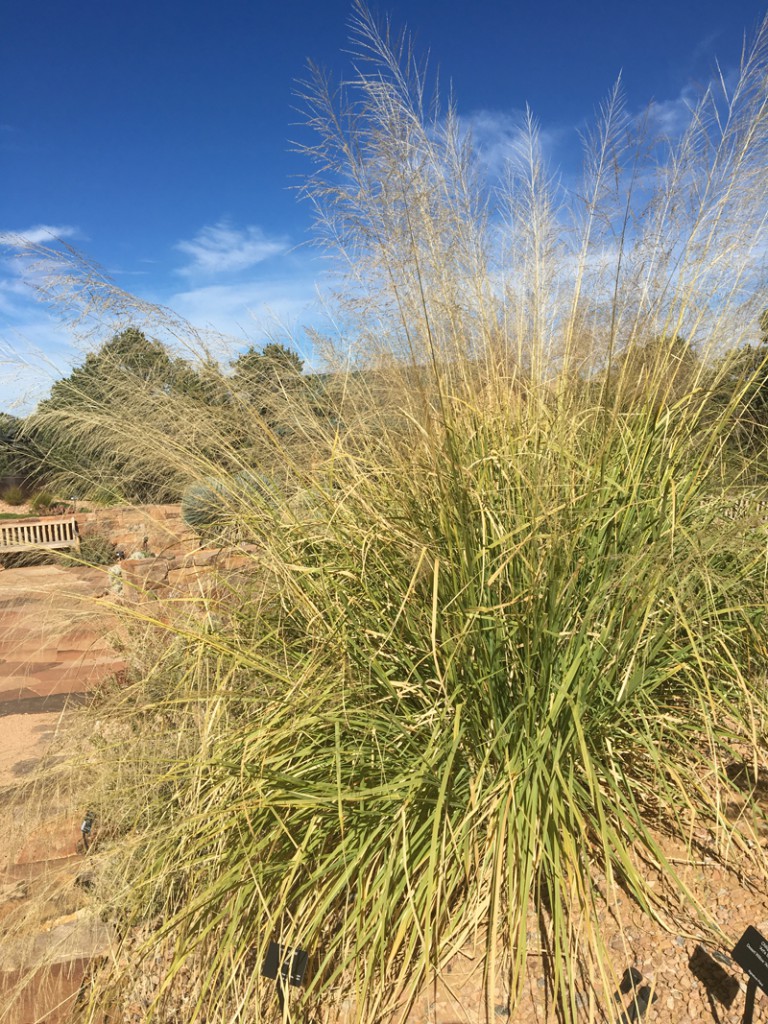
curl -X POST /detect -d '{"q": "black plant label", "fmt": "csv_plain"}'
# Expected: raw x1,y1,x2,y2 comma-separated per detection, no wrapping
732,927,768,995
261,941,309,987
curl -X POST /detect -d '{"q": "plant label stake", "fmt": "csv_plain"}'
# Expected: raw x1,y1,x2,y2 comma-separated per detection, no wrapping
80,810,95,852
732,926,768,1024
261,941,308,1015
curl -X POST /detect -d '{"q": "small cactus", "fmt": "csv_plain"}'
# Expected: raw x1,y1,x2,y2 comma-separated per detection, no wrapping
181,478,229,536
181,473,278,540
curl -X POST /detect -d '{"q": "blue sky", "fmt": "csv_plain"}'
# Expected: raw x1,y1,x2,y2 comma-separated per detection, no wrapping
2,0,767,411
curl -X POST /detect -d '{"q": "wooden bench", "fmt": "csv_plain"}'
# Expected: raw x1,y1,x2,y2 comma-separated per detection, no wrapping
0,515,80,553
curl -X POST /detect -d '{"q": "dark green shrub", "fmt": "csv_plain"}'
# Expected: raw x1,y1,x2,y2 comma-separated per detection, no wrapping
66,532,117,567
81,533,117,566
84,486,121,507
1,484,25,506
29,490,58,514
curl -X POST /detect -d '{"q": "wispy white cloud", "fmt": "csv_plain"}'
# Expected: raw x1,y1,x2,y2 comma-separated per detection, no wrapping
171,273,321,343
0,229,85,411
643,86,700,139
461,109,568,180
0,275,32,316
0,223,79,246
0,312,80,413
175,221,289,277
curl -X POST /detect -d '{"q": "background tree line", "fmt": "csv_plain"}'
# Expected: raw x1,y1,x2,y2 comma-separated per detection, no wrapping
3,314,768,507
0,329,310,504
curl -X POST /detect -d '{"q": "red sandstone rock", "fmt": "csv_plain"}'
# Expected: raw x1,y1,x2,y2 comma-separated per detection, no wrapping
77,504,197,558
120,558,171,602
0,957,91,1024
218,554,256,571
12,817,83,867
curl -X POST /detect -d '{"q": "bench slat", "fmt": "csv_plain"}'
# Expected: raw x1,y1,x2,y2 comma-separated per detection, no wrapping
0,516,80,553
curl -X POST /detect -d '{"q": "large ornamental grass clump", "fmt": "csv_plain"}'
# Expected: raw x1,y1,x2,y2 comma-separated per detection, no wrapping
82,395,768,1023
5,5,768,1022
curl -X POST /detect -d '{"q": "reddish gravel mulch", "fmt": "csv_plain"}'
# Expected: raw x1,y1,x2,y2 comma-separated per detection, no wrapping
102,820,768,1024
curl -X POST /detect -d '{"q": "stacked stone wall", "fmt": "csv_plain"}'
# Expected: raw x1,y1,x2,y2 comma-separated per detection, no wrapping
54,506,262,601
77,505,197,559
117,546,260,603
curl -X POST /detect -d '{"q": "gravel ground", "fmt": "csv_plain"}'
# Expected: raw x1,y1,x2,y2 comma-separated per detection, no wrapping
0,500,32,516
412,845,768,1023
104,821,768,1024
